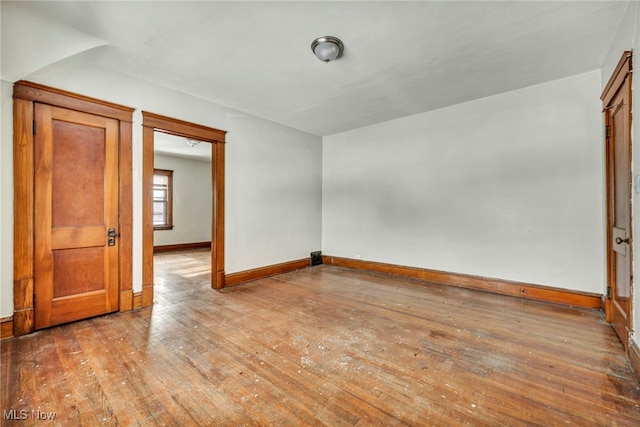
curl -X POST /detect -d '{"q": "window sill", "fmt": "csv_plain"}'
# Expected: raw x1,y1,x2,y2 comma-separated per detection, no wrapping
154,225,174,231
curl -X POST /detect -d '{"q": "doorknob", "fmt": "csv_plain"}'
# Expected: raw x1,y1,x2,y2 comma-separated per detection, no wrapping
615,236,629,245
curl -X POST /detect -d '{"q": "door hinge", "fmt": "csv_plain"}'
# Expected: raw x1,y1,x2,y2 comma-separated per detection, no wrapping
606,125,610,139
606,286,612,299
32,120,36,135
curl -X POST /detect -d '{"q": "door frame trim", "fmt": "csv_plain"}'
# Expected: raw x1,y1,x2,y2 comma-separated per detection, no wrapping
141,112,226,305
601,51,633,349
12,81,134,336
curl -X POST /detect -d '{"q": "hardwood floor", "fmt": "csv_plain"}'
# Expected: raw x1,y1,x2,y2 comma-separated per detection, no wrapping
2,250,639,425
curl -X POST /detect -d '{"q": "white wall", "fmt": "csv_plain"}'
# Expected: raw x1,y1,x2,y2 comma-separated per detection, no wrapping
601,1,640,350
0,67,323,318
323,70,604,294
226,114,323,273
153,153,212,247
600,2,637,90
1,80,13,318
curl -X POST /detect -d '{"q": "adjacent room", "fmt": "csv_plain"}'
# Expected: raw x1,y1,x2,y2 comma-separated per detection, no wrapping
1,1,640,424
153,132,213,293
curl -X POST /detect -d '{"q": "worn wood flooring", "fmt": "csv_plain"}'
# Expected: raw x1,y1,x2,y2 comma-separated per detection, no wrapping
2,249,640,426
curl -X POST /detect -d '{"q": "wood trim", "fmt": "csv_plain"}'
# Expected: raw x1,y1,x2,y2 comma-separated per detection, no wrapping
120,290,133,312
1,316,14,340
12,310,33,337
142,112,227,297
142,111,226,143
604,87,615,325
602,52,634,346
630,340,640,384
213,142,225,289
154,242,212,253
13,98,35,337
14,81,134,122
142,125,155,307
225,258,311,287
133,292,143,310
119,120,133,312
323,256,602,309
12,82,133,335
601,51,632,105
152,168,174,230
601,295,611,319
141,285,153,308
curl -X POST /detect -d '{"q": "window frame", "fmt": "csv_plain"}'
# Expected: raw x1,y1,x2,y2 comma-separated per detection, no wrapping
153,168,174,230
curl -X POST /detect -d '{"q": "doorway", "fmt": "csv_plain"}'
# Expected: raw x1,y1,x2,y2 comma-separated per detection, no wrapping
602,51,633,353
141,112,226,307
12,81,134,336
153,132,213,296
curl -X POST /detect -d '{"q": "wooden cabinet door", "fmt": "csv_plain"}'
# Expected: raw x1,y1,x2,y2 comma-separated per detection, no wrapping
34,104,119,329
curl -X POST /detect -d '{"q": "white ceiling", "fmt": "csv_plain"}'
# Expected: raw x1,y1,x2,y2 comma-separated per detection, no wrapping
1,1,630,136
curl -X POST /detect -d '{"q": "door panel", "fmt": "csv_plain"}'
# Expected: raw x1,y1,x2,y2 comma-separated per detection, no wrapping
605,67,632,352
34,104,119,329
52,121,106,227
53,248,106,298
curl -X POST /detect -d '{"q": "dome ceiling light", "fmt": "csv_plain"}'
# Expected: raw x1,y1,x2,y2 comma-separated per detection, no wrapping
311,36,344,63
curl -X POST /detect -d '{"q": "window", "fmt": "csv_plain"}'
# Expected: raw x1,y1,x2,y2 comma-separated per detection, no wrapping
153,169,173,230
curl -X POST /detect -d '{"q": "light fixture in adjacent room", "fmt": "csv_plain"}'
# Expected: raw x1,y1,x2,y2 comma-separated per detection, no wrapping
311,36,344,62
185,138,200,147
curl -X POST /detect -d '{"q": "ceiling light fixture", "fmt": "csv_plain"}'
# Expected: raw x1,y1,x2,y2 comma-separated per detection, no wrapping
185,139,201,147
311,36,344,63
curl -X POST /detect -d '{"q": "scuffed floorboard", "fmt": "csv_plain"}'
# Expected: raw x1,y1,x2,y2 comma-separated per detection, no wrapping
2,250,639,425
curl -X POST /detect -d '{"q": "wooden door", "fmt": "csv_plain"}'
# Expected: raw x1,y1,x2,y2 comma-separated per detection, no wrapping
34,104,120,329
603,52,633,352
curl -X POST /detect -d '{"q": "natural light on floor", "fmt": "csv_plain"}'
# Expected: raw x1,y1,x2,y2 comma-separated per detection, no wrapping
155,252,211,279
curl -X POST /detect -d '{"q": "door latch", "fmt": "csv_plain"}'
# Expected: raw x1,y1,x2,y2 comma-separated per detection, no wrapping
107,228,119,246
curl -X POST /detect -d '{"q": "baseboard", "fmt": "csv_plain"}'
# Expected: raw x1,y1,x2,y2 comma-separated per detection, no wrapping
133,292,143,309
154,241,211,254
322,256,602,309
1,316,14,340
12,309,33,337
141,285,153,307
120,289,133,312
225,258,310,287
631,340,640,384
602,296,612,322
